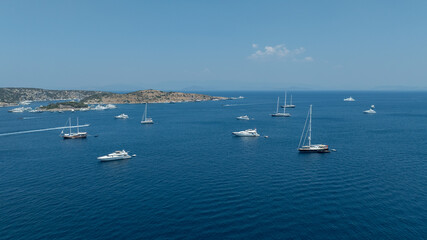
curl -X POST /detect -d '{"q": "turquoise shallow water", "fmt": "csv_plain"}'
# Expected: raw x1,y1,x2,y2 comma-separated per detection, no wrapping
0,91,426,239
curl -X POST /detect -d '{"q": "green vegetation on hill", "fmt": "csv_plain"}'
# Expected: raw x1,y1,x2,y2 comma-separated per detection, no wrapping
40,101,88,110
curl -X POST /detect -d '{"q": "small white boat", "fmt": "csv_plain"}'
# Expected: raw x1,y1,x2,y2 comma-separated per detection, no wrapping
93,105,108,110
29,109,43,113
98,150,132,161
298,105,330,153
115,113,129,119
271,95,291,117
106,104,117,109
20,100,32,105
237,96,245,99
344,96,356,102
80,108,90,111
141,103,154,124
364,105,376,114
232,129,260,137
236,115,250,120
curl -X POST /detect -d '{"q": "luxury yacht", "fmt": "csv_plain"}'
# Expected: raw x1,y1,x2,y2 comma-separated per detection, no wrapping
8,107,25,113
364,105,376,114
298,105,330,153
344,96,356,102
106,104,117,109
271,95,291,117
236,115,250,120
232,129,260,137
98,150,132,162
61,117,87,139
115,113,129,119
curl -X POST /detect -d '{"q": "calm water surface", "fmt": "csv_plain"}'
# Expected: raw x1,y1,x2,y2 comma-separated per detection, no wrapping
0,91,426,239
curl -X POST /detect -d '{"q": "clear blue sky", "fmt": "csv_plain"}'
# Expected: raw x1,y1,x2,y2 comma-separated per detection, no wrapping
1,0,426,91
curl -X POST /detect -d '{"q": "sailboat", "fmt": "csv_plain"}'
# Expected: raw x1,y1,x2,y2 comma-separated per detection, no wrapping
298,105,330,153
61,117,87,139
271,94,291,117
141,103,154,124
281,93,296,108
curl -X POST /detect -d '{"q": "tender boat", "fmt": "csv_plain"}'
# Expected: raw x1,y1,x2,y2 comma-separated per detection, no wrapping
232,129,260,137
364,105,376,114
61,117,87,139
115,113,129,119
98,150,132,161
236,115,250,120
141,103,154,124
344,96,356,102
271,95,291,117
298,105,330,153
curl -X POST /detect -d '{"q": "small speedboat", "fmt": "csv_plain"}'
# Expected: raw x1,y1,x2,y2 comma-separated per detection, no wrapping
232,129,260,137
364,105,376,114
115,113,129,119
236,115,250,120
344,96,356,102
98,150,132,162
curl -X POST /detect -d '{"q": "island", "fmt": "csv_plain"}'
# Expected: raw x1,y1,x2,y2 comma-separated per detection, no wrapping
1,88,227,108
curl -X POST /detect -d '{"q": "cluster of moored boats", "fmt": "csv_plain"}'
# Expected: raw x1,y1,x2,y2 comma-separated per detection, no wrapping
232,94,376,153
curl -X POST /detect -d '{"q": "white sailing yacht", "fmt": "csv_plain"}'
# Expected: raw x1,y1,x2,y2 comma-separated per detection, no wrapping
282,93,296,108
298,105,330,153
61,117,87,139
271,95,291,117
141,103,154,124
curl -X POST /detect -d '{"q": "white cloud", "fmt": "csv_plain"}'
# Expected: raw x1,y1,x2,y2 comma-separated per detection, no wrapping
249,44,312,62
252,43,258,48
304,56,313,62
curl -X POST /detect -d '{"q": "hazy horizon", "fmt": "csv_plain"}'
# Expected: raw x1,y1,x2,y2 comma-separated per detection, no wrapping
1,1,426,91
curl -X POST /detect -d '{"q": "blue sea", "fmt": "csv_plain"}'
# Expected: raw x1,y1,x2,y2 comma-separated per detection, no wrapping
1,91,426,239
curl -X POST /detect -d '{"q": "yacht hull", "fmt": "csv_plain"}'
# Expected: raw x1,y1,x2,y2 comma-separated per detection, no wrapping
98,156,131,162
63,134,87,139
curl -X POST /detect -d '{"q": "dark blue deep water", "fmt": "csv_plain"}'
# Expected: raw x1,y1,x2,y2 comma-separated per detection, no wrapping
1,91,426,239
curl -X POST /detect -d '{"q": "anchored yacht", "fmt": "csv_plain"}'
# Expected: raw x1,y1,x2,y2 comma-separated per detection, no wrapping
236,115,250,120
344,96,356,102
364,105,376,114
298,105,330,153
271,95,291,117
232,129,260,137
98,150,132,162
115,113,129,119
141,103,154,124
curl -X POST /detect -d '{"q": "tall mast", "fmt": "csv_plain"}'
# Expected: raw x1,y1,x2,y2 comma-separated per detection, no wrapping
145,103,148,121
283,91,287,113
308,105,312,146
276,97,279,113
77,117,79,133
290,95,293,105
69,117,72,135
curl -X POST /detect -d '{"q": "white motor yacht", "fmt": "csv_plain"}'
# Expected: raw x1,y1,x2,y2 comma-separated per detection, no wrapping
344,96,356,102
93,105,108,110
106,104,117,109
8,107,26,113
232,129,260,137
115,113,129,119
98,150,132,162
364,105,376,114
236,115,250,120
